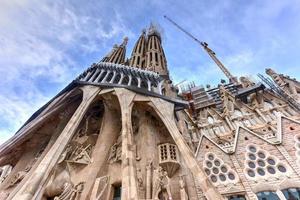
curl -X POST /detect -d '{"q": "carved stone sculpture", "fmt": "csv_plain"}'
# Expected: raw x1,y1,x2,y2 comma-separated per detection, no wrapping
91,176,110,200
152,166,173,200
0,165,12,183
179,176,188,200
6,164,31,188
146,159,152,199
58,145,73,164
107,134,122,163
54,182,84,200
70,144,92,165
59,144,92,165
137,168,144,190
43,164,80,200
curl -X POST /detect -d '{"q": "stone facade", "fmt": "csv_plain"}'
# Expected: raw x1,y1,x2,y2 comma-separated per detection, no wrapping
0,24,300,200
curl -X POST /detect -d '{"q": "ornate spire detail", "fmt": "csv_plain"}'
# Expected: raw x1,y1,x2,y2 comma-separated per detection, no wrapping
145,24,169,78
129,30,147,68
100,44,118,62
148,23,161,41
101,37,128,64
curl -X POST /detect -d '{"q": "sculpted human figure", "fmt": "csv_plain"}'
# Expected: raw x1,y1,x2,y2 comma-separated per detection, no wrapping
137,168,144,190
107,134,122,163
53,182,84,200
7,164,31,188
179,176,188,200
72,144,92,164
58,145,73,164
152,166,172,200
0,165,12,183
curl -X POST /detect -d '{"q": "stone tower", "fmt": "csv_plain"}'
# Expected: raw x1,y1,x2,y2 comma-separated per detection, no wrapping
129,30,147,69
1,24,300,200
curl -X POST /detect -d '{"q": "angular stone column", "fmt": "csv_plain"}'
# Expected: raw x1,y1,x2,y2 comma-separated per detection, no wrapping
115,88,138,200
10,85,100,200
80,102,121,199
149,97,224,200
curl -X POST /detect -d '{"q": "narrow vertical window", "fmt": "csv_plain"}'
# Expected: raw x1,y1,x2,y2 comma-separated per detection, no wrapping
150,38,153,49
160,55,164,69
113,186,121,200
138,42,142,53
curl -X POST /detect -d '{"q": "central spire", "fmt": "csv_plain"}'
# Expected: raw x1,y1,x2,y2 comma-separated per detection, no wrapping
101,24,169,79
145,23,169,78
128,24,169,78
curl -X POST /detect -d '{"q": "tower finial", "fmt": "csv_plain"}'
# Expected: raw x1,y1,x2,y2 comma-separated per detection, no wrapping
120,37,128,47
101,38,127,64
148,22,161,41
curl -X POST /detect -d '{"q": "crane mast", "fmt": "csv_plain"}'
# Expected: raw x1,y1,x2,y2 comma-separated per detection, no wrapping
164,15,238,84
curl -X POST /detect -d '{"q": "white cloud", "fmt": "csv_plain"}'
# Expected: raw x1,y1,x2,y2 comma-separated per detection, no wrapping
1,0,300,145
0,0,133,144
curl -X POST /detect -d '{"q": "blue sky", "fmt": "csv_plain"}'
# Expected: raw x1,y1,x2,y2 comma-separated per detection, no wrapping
0,0,300,143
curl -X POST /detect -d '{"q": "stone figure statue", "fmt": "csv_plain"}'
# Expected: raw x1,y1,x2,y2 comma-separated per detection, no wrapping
179,176,188,200
7,164,32,188
54,182,84,200
108,134,122,163
152,166,172,200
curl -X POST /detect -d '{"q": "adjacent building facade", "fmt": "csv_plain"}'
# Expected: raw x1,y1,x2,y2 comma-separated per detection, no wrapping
0,24,300,200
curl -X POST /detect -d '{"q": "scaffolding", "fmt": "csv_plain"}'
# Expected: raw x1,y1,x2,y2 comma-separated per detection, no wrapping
258,73,300,111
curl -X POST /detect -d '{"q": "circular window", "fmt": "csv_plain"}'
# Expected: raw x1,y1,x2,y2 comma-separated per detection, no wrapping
206,161,213,168
267,166,276,174
211,175,217,183
208,154,214,160
247,169,255,177
257,168,265,176
221,165,228,173
277,165,287,173
214,160,221,166
212,167,219,174
267,158,276,165
257,159,266,167
249,153,256,160
228,172,235,180
249,146,257,153
258,152,266,159
205,168,210,175
219,174,226,181
248,161,256,169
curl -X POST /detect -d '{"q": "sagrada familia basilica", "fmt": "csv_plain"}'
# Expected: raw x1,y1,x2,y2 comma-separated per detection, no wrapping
0,23,300,200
